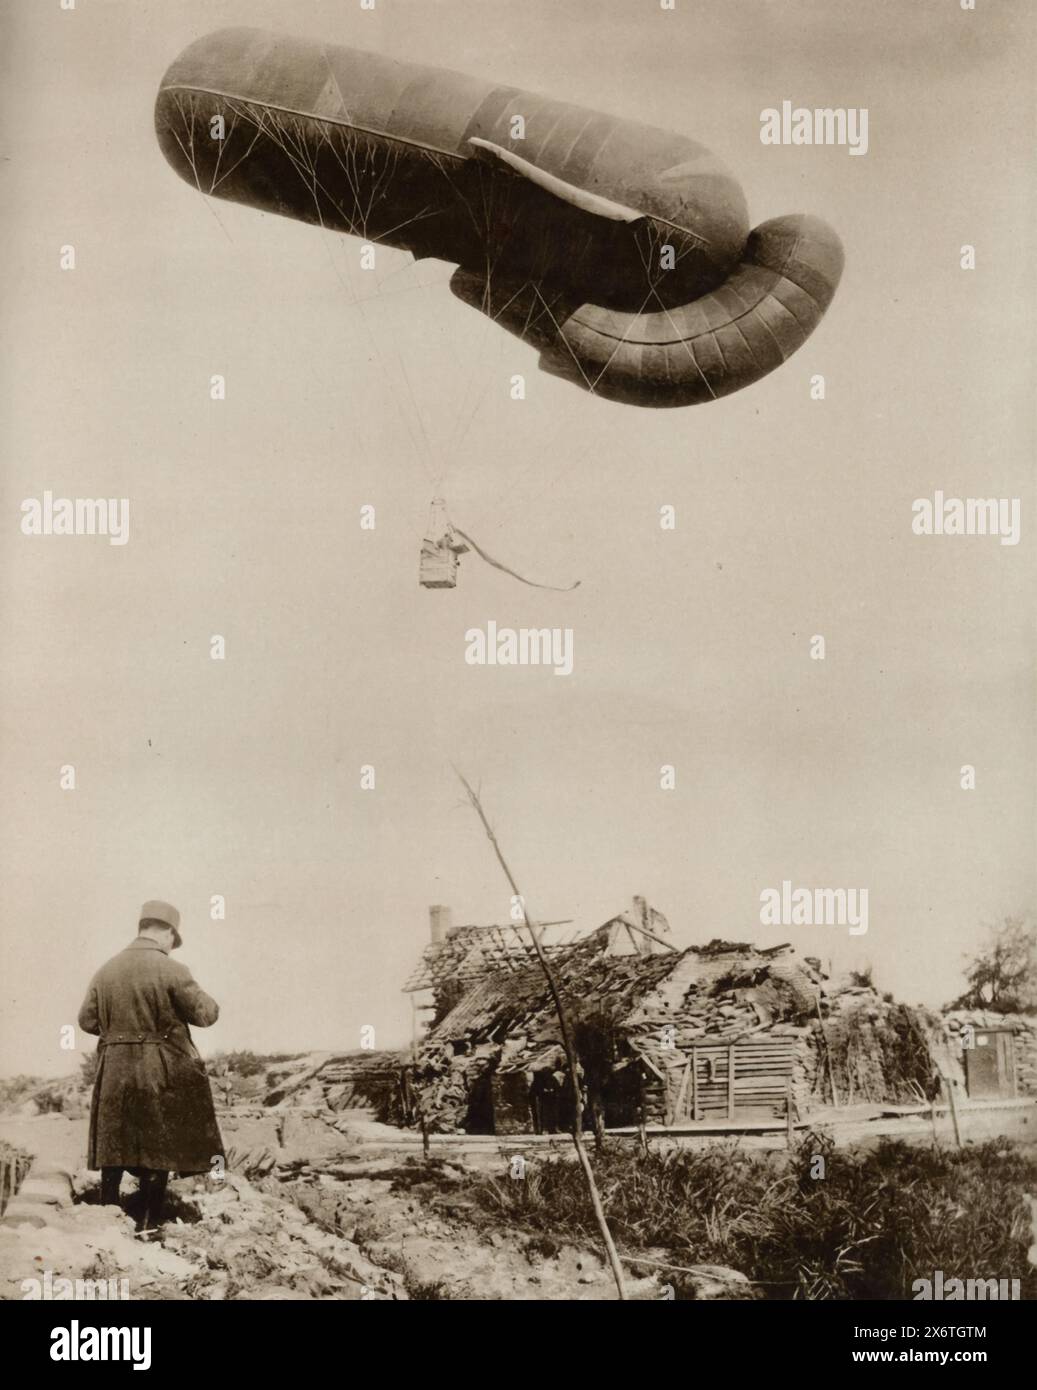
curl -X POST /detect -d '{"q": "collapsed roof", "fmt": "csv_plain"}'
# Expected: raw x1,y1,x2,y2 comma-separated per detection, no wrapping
412,907,825,1081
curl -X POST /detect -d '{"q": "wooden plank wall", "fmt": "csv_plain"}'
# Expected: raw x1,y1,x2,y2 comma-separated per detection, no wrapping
666,1040,798,1121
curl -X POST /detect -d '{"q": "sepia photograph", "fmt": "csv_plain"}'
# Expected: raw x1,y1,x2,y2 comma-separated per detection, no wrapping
1,0,1034,1360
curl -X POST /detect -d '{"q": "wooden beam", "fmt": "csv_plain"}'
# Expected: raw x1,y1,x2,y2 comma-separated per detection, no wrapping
942,1073,963,1148
673,1059,691,1122
636,1050,666,1082
1006,1033,1018,1099
816,998,840,1108
621,917,678,952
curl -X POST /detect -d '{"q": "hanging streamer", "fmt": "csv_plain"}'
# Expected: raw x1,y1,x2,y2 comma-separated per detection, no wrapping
450,525,580,592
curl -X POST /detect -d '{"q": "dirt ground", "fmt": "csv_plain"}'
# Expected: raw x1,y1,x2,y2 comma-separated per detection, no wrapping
3,1100,1033,1301
0,1111,670,1301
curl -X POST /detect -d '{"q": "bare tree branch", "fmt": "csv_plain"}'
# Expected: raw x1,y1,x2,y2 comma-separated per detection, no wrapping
452,766,629,1300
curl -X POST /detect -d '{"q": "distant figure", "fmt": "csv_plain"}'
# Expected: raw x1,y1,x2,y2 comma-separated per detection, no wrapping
78,901,223,1231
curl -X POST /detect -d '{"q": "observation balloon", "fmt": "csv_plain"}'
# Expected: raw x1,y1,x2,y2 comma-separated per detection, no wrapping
156,28,843,407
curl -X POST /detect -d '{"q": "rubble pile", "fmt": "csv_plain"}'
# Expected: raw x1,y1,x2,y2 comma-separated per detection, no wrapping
810,993,943,1107
407,925,954,1132
0,1168,409,1301
260,1050,409,1121
410,1043,496,1133
0,1197,196,1301
153,1173,406,1300
1,1149,673,1301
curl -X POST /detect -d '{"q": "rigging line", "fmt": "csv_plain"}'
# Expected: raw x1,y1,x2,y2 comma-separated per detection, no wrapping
209,107,266,192
260,108,362,243
168,110,235,245
396,348,441,482
440,241,511,466
170,109,370,425
431,158,486,243
351,247,440,480
367,205,440,245
355,264,472,390
170,99,437,494
263,111,442,483
270,117,360,306
300,160,360,303
452,278,561,497
436,172,525,466
448,319,508,464
482,282,626,529
489,278,534,325
531,286,596,393
299,172,436,480
326,231,438,485
350,290,437,486
321,124,379,235
645,284,718,401
443,182,526,464
436,170,508,464
362,141,403,232
365,251,441,293
257,112,378,324
164,84,706,244
588,284,661,391
442,275,502,467
270,113,443,266
207,105,231,193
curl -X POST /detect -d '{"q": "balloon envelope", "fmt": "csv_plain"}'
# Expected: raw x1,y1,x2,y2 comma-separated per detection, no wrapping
156,28,843,406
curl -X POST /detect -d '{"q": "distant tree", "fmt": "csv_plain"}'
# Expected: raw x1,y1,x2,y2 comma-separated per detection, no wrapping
79,1052,98,1088
950,916,1037,1013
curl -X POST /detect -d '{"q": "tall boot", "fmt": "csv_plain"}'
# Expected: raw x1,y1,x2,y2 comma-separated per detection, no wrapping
100,1167,123,1206
139,1170,169,1233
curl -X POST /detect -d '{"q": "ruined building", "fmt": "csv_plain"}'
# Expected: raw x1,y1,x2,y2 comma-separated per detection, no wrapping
401,901,963,1135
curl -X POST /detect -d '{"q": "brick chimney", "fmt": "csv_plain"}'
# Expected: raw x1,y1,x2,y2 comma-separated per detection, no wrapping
429,904,452,944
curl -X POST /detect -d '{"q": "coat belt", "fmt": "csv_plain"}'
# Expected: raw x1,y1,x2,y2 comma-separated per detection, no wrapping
99,1032,172,1046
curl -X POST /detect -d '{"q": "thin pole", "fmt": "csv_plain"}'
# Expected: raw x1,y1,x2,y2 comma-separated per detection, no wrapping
815,998,840,1109
453,768,629,1300
942,1072,963,1148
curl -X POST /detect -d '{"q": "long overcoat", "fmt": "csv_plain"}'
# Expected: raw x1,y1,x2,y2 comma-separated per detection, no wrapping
78,937,223,1173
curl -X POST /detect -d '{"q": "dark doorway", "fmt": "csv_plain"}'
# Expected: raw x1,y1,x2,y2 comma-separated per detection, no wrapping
964,1029,1017,1099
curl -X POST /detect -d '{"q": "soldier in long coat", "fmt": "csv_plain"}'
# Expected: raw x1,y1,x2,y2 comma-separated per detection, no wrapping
78,900,223,1230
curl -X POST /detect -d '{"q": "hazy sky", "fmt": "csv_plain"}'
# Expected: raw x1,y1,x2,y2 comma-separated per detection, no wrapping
2,0,1033,1076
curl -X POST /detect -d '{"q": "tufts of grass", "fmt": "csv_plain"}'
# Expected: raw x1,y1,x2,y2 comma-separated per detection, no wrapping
405,1278,452,1300
467,1134,1037,1300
